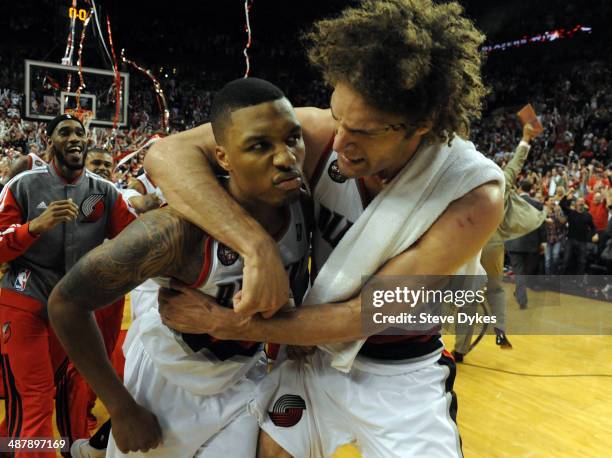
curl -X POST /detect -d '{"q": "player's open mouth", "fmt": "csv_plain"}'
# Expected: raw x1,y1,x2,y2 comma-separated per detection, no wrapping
339,152,365,165
273,172,302,191
67,146,83,156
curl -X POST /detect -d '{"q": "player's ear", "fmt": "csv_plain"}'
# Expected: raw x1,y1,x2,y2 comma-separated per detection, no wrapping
414,125,431,137
408,117,434,139
215,146,231,172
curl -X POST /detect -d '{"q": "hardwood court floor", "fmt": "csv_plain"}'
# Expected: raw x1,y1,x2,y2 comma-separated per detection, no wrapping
2,286,611,457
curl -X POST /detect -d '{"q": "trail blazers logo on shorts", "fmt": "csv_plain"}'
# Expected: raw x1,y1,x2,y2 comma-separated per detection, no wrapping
217,243,239,266
268,394,306,427
81,194,105,222
328,160,347,183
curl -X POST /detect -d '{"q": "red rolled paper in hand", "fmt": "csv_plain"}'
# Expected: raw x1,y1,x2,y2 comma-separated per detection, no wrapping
517,103,544,136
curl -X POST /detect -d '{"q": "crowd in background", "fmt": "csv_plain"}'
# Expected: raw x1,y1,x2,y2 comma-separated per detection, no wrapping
2,45,612,279
470,56,612,279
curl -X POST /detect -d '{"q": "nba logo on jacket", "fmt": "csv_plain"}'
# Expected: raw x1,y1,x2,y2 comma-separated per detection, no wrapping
14,269,31,291
81,194,106,222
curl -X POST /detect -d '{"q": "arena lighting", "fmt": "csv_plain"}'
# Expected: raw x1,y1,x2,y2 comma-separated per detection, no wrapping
481,24,592,53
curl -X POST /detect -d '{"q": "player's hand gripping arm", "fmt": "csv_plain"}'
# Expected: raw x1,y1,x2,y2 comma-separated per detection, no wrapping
48,209,198,454
160,181,504,344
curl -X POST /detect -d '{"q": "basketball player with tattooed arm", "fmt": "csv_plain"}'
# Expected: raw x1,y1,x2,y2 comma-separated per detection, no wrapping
48,79,311,457
146,1,505,456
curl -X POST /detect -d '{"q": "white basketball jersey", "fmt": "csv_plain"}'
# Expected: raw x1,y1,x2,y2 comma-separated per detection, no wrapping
311,149,367,278
136,172,166,203
27,152,47,171
134,199,310,395
311,147,443,361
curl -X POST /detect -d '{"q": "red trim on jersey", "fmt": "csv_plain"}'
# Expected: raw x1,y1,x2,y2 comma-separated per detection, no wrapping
107,194,137,239
265,342,281,360
188,236,214,288
26,155,33,171
0,188,39,263
51,160,83,184
309,135,335,191
365,328,440,344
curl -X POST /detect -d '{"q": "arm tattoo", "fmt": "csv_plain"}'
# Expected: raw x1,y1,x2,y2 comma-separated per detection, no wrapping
58,208,200,310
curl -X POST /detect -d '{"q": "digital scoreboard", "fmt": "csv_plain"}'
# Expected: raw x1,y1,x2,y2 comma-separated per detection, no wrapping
68,6,88,22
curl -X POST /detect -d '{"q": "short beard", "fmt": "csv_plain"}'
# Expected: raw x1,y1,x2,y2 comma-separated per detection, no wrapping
55,150,85,171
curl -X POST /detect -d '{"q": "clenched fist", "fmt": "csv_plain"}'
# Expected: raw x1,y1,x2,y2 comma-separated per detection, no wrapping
111,402,163,454
29,199,79,235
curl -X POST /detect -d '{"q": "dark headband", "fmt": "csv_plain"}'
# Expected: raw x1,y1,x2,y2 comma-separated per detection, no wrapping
46,114,85,137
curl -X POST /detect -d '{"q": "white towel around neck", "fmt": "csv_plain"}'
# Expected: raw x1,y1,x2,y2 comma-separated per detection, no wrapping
303,136,505,372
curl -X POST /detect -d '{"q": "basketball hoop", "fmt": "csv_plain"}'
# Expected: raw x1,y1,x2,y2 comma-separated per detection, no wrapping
65,107,95,129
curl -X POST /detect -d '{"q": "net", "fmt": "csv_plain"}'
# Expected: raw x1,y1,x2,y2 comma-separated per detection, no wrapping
65,107,95,128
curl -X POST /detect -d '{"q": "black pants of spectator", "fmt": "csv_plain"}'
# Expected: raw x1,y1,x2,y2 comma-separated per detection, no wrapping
563,239,588,275
508,251,540,307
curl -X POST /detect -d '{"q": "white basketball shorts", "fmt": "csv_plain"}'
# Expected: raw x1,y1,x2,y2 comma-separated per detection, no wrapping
249,347,462,458
106,334,264,457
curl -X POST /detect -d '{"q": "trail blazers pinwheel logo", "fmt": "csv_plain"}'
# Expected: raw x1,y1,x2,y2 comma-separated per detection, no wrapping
268,394,306,427
328,160,348,183
81,194,105,222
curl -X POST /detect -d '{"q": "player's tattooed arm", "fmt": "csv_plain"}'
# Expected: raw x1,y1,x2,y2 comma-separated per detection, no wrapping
56,207,199,309
47,209,200,452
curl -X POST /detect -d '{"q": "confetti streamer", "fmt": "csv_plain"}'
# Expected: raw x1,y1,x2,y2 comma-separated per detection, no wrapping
62,0,78,66
106,15,122,129
75,10,93,110
90,0,114,66
62,0,78,93
114,134,164,171
121,50,170,133
243,0,253,77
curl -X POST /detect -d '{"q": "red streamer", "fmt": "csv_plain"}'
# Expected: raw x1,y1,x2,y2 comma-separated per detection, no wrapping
106,15,122,129
75,10,93,110
243,0,253,77
62,0,78,67
121,50,170,133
